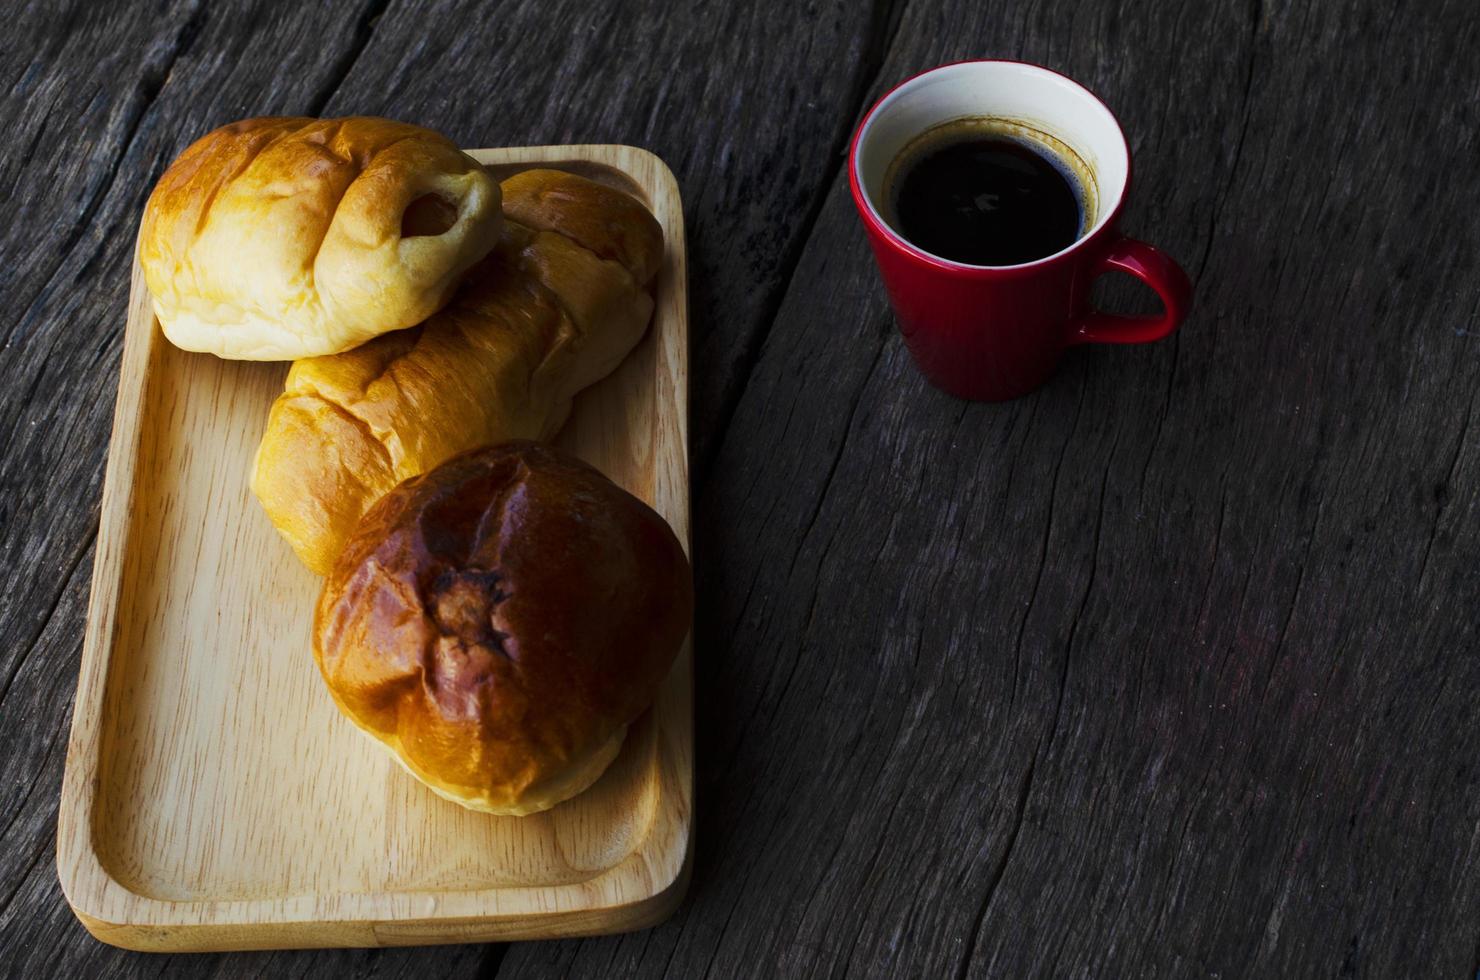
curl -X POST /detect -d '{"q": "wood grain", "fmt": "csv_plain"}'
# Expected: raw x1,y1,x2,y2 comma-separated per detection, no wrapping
55,146,692,952
5,0,1480,975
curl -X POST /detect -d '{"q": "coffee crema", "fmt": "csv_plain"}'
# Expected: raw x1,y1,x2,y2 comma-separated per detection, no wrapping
884,116,1095,267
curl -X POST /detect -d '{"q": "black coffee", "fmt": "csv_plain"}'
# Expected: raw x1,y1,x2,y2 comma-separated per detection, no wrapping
889,121,1084,266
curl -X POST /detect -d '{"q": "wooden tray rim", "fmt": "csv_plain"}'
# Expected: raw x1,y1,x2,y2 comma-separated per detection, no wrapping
56,143,692,950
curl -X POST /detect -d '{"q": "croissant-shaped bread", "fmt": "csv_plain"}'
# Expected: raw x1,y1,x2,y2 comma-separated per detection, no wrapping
140,116,502,360
251,169,664,573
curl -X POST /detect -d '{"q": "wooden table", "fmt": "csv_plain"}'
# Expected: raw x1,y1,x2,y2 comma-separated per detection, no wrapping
3,1,1477,975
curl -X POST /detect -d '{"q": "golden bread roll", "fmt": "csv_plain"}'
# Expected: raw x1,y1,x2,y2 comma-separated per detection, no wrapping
251,168,663,573
314,441,693,815
140,116,502,360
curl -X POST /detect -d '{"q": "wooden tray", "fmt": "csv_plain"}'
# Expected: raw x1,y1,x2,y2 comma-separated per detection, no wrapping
56,145,691,951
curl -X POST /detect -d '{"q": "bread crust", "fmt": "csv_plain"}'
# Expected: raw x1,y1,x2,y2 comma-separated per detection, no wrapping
313,442,693,815
251,168,663,573
140,116,502,360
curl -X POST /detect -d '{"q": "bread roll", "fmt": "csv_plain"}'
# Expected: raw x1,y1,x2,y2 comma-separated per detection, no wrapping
251,168,663,573
314,441,693,815
140,116,502,360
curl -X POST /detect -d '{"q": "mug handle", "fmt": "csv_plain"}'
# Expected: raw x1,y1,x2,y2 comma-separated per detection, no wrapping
1069,237,1193,345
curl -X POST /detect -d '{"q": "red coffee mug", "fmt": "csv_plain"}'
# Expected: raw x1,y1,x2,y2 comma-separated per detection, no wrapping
849,60,1193,401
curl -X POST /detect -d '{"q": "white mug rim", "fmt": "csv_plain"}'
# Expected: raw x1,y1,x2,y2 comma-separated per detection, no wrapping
850,59,1133,273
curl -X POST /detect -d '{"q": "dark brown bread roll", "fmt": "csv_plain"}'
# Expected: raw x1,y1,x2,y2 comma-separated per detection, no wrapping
313,441,692,815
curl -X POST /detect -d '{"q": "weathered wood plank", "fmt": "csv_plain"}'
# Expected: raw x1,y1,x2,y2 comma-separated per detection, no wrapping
6,0,1480,975
499,0,1480,976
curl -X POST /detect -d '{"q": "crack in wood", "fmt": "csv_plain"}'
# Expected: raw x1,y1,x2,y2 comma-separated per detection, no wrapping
0,835,50,922
654,924,684,980
696,0,911,488
1250,773,1321,965
1124,0,1264,511
1192,0,1262,284
1416,389,1473,587
791,335,888,571
304,0,395,116
1007,383,1086,710
955,399,1111,979
955,401,1117,979
775,725,908,968
1193,483,1231,628
1147,759,1216,946
595,934,627,979
793,638,933,971
953,754,1036,980
695,875,749,980
832,759,916,969
1257,476,1328,710
0,527,94,710
0,702,69,849
996,397,1042,525
1046,424,1119,755
1138,0,1262,513
704,333,890,789
4,0,208,350
1139,328,1180,505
